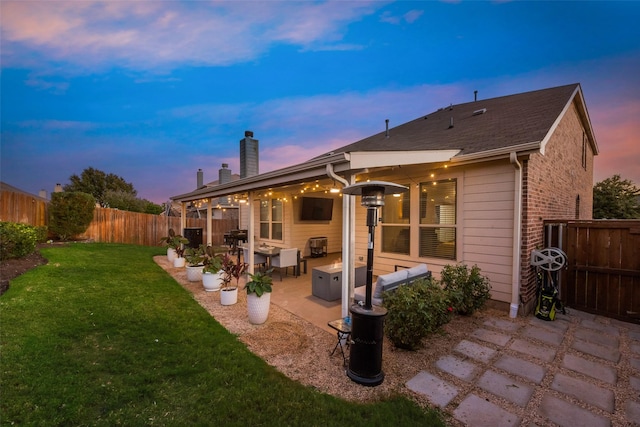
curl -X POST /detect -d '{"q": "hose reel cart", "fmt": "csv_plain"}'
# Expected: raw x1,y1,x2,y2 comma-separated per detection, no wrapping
530,247,567,321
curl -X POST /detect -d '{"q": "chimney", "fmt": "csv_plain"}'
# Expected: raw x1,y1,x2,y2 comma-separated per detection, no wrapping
240,130,259,179
39,189,47,199
54,183,63,193
219,163,231,184
197,168,203,188
218,163,232,206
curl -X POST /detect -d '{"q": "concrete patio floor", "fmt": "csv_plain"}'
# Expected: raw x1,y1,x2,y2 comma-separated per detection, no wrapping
264,252,344,334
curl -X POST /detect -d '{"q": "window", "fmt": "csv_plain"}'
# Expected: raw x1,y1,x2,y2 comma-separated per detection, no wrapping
381,189,410,255
259,198,283,240
419,179,456,260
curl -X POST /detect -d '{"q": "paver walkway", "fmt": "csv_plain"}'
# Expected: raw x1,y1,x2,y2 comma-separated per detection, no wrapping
406,309,640,426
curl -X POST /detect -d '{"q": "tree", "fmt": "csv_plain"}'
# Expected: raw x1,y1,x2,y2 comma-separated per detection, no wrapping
48,192,96,241
593,175,640,219
64,167,136,207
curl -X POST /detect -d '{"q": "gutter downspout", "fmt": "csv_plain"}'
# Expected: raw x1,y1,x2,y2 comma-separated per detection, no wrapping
326,163,351,318
509,152,523,318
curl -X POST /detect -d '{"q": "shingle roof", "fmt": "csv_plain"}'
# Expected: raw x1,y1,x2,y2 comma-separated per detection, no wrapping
323,83,581,157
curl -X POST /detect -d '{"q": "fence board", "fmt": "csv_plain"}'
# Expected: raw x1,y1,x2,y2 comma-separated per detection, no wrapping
2,191,237,247
81,208,237,247
0,190,48,226
544,220,640,324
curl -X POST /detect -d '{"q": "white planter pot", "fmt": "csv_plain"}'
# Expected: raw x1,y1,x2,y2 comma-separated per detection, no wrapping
202,271,223,292
173,257,186,268
247,292,271,324
220,287,238,306
167,248,177,262
186,265,203,282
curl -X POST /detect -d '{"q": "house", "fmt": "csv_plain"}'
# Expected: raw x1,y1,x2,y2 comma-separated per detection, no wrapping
171,83,598,318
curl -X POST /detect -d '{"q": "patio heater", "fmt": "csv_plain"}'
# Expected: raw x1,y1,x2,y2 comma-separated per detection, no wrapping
342,181,408,386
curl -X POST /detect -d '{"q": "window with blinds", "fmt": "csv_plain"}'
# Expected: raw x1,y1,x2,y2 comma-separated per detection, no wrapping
381,190,410,254
259,198,283,241
419,179,456,260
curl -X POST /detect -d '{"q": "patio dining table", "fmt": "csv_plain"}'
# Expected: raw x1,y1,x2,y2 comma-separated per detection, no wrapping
241,245,306,276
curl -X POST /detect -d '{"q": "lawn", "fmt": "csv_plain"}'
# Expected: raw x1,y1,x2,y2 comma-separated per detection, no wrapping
1,243,445,426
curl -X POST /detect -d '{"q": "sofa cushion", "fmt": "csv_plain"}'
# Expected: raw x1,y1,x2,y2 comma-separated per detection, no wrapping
407,264,429,279
374,269,410,297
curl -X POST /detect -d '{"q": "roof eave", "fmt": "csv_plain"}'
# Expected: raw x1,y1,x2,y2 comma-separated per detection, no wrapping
450,141,541,165
171,152,350,202
348,150,461,169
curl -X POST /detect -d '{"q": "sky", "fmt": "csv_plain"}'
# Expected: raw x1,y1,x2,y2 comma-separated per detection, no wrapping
1,1,639,205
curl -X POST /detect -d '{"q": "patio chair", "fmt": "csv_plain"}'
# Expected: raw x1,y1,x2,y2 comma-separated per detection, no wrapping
243,248,267,271
271,248,298,281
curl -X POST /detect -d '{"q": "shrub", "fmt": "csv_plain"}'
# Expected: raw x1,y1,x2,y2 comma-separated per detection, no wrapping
441,264,491,315
383,278,453,350
48,192,96,241
0,222,40,260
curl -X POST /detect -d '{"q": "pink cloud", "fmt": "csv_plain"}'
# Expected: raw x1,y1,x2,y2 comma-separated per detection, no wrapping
590,99,640,185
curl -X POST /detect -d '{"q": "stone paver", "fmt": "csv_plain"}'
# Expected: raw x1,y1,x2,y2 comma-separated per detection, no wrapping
483,317,521,333
405,309,633,426
453,394,521,427
625,400,640,424
572,339,621,363
579,319,620,336
523,325,564,346
454,339,496,363
538,395,611,427
530,316,570,333
575,327,619,348
471,328,511,346
435,355,478,382
562,353,617,384
493,354,546,384
509,338,557,362
477,370,533,407
551,373,615,412
406,371,458,408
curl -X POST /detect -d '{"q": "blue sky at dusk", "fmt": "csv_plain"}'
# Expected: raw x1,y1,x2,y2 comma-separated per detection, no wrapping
2,1,639,204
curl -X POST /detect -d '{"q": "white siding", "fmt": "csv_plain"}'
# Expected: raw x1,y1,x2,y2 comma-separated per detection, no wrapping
461,163,515,303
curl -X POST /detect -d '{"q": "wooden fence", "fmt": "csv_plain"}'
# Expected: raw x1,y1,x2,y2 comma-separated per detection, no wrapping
0,190,48,226
1,189,237,247
544,220,640,324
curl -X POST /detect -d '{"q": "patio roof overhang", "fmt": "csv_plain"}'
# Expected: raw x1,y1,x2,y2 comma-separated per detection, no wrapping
170,149,461,203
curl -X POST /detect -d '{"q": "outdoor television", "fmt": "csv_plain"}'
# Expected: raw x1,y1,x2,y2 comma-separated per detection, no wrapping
300,197,334,221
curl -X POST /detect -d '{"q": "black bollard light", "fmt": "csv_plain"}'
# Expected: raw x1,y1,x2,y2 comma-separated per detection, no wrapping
342,181,408,386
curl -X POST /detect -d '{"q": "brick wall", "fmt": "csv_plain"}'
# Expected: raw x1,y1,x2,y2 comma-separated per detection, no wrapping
520,101,596,312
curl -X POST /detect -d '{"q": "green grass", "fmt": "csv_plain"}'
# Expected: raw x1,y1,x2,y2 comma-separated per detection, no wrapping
1,243,445,426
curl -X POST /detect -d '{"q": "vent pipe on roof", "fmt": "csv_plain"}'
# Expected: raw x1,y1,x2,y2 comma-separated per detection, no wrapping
448,117,454,129
385,119,389,138
474,90,478,102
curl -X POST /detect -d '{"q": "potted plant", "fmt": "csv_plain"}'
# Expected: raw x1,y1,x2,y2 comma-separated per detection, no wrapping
219,254,246,306
185,245,206,282
160,229,189,266
245,269,273,324
202,247,224,292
